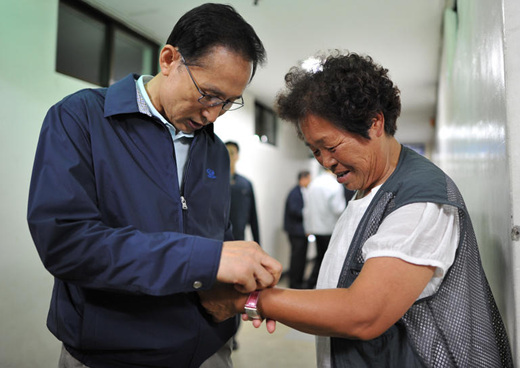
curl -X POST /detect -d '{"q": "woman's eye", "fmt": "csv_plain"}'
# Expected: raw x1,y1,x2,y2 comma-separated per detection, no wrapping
326,146,336,152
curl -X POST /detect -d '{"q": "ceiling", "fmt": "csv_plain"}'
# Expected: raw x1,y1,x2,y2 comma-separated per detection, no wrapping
83,0,448,144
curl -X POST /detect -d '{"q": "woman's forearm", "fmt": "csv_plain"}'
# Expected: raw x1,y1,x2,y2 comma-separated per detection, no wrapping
255,287,370,339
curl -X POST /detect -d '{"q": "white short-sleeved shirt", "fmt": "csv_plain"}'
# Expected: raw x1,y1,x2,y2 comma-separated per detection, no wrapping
315,184,460,368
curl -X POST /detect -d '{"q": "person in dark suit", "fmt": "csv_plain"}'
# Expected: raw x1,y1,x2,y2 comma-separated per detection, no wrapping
225,141,260,243
284,170,311,288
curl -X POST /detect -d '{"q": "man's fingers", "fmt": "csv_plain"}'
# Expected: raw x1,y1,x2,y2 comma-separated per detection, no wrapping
219,241,282,292
252,263,275,290
261,257,282,286
252,251,282,289
241,312,276,333
266,319,277,334
248,318,276,332
234,281,256,294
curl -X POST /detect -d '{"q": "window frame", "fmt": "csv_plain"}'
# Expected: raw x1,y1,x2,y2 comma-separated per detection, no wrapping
255,101,278,146
57,0,160,86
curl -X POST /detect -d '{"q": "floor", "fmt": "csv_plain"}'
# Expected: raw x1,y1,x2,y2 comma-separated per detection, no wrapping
230,275,317,368
232,321,316,368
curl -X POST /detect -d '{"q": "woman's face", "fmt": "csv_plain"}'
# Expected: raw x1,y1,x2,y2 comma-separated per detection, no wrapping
299,114,388,193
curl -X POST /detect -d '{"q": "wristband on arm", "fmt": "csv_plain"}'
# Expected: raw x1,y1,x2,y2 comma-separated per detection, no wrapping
244,290,262,319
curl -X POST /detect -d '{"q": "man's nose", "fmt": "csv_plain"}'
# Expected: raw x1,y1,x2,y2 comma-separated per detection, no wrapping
202,105,224,124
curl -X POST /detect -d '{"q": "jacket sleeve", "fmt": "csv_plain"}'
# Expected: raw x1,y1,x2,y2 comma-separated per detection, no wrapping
27,96,222,296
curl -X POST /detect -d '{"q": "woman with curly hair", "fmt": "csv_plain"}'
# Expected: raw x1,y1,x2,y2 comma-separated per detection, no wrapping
200,51,513,368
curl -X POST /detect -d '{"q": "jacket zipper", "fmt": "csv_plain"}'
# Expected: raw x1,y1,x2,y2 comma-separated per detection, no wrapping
180,195,188,210
179,135,195,197
159,119,192,224
179,135,196,230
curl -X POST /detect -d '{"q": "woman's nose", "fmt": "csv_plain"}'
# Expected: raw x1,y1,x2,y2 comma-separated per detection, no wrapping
321,151,337,170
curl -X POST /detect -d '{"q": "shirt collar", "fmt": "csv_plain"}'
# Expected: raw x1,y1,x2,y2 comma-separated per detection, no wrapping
136,75,194,139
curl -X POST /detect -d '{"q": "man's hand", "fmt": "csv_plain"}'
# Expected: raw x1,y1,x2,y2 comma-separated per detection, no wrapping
199,283,278,334
198,283,247,322
217,241,282,293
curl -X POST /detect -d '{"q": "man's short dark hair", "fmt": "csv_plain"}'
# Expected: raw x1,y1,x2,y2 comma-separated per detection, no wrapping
298,171,310,181
167,3,266,80
225,141,240,152
276,51,401,140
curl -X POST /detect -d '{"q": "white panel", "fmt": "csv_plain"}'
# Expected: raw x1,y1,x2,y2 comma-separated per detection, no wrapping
435,0,516,361
503,0,520,362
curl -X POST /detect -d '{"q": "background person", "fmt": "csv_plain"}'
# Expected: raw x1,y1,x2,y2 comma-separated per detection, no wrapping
225,141,260,243
304,168,346,288
225,140,261,351
200,51,513,368
27,4,281,368
283,170,311,289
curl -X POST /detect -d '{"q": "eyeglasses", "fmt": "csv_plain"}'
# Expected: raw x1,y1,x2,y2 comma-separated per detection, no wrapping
180,53,244,112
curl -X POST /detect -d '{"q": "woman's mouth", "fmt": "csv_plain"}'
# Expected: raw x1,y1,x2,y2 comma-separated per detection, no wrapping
335,170,350,183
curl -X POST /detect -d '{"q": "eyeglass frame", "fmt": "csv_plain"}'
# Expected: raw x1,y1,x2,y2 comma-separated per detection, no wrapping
179,53,245,112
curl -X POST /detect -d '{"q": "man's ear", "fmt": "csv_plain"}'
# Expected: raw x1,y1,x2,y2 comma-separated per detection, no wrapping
159,45,181,76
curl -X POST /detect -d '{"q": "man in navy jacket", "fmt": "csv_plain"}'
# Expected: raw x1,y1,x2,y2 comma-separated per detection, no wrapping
284,171,311,288
27,4,281,368
226,141,260,243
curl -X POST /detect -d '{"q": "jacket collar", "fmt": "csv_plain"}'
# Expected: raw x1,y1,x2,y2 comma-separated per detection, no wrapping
103,73,215,139
104,73,141,118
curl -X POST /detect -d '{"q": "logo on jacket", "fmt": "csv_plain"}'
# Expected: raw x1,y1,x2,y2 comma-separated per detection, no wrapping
206,169,217,179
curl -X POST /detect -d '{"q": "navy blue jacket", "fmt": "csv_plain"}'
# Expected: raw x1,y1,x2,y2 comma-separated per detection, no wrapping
27,74,236,368
283,185,305,236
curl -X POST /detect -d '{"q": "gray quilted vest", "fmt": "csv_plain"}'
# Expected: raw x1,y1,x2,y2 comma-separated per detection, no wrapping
331,146,513,368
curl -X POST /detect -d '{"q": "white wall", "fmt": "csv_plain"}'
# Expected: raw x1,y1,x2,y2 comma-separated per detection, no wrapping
0,0,311,366
1,1,99,366
435,0,518,363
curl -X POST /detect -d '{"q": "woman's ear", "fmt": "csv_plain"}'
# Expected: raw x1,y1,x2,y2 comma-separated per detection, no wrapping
370,112,386,138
